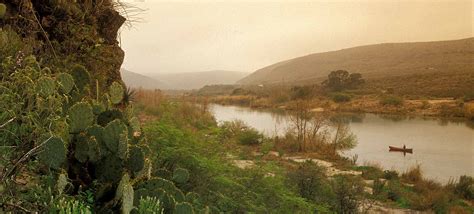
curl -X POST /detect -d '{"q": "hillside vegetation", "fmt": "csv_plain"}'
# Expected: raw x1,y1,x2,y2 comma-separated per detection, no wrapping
151,70,248,90
238,38,474,85
121,69,169,89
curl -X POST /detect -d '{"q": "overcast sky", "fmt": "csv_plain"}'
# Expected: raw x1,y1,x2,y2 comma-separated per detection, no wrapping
120,0,473,75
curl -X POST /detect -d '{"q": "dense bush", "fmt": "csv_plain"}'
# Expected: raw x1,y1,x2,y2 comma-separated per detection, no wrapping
454,175,474,200
332,175,364,214
380,95,404,106
287,161,334,208
238,128,264,145
331,93,352,103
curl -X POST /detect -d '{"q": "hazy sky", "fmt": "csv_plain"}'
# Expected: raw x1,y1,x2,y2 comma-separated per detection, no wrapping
120,0,473,74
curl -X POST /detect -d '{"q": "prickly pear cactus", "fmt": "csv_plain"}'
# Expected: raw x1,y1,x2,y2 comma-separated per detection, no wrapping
103,119,127,154
69,102,94,133
37,76,56,97
56,172,69,195
121,183,134,214
88,137,101,163
74,133,90,163
115,173,131,202
57,72,75,94
86,125,107,158
95,156,124,183
0,4,6,19
97,109,124,126
172,168,190,184
109,81,124,104
38,137,67,169
71,64,91,92
118,132,129,160
92,100,106,115
126,146,145,174
174,202,194,214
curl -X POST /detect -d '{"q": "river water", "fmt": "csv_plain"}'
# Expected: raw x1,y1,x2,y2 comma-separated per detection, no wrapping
210,104,474,183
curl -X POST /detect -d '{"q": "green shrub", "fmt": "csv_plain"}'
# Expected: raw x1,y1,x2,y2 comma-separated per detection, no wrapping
454,175,474,200
238,128,263,145
287,161,334,206
380,95,404,106
137,197,163,214
331,93,351,103
383,170,399,180
332,175,364,214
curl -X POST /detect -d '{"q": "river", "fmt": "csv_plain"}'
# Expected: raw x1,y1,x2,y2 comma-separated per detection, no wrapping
210,104,474,183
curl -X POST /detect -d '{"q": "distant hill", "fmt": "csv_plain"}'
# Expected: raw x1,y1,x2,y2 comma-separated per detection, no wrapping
238,38,474,85
151,70,249,90
121,69,169,89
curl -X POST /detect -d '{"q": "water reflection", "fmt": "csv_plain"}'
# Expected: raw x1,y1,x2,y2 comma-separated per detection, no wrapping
210,104,474,183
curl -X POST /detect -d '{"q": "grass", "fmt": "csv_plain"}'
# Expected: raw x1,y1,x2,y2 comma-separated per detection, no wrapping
133,92,474,213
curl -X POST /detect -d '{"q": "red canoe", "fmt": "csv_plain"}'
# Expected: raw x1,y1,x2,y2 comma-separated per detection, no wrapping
389,146,413,153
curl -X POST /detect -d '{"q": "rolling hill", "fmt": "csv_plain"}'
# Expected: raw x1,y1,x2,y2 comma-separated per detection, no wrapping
151,70,249,90
121,69,169,89
238,37,474,85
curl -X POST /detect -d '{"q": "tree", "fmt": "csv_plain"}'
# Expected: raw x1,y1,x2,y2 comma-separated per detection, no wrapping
330,116,357,154
322,70,364,91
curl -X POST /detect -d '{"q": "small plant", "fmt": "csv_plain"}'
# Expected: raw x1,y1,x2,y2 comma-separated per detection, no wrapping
238,128,264,145
380,95,404,106
137,197,163,214
454,175,474,200
383,170,399,180
402,165,422,184
51,197,93,214
331,93,351,103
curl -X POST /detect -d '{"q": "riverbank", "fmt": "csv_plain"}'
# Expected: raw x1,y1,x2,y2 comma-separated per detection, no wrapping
134,93,474,213
202,94,474,120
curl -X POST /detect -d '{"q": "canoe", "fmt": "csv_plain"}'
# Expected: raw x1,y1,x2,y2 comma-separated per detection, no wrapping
389,146,413,153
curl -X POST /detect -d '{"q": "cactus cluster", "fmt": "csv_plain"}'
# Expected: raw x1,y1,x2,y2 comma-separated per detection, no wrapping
133,177,197,213
28,63,200,213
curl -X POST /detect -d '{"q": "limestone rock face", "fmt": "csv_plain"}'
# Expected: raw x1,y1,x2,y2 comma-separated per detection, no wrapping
1,0,126,88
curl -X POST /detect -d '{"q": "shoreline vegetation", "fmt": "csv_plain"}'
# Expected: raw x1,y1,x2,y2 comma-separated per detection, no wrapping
192,70,474,121
134,89,474,213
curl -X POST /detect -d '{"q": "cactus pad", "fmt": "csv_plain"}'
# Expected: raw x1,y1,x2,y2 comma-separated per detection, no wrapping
97,109,123,126
115,173,131,201
174,202,194,214
38,137,66,169
86,125,107,159
57,73,74,94
69,102,94,133
118,132,128,160
172,168,190,184
37,76,56,97
103,119,127,153
121,183,134,214
0,4,6,19
95,156,124,183
109,81,124,104
92,101,106,115
126,146,145,174
71,64,90,92
74,133,90,163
